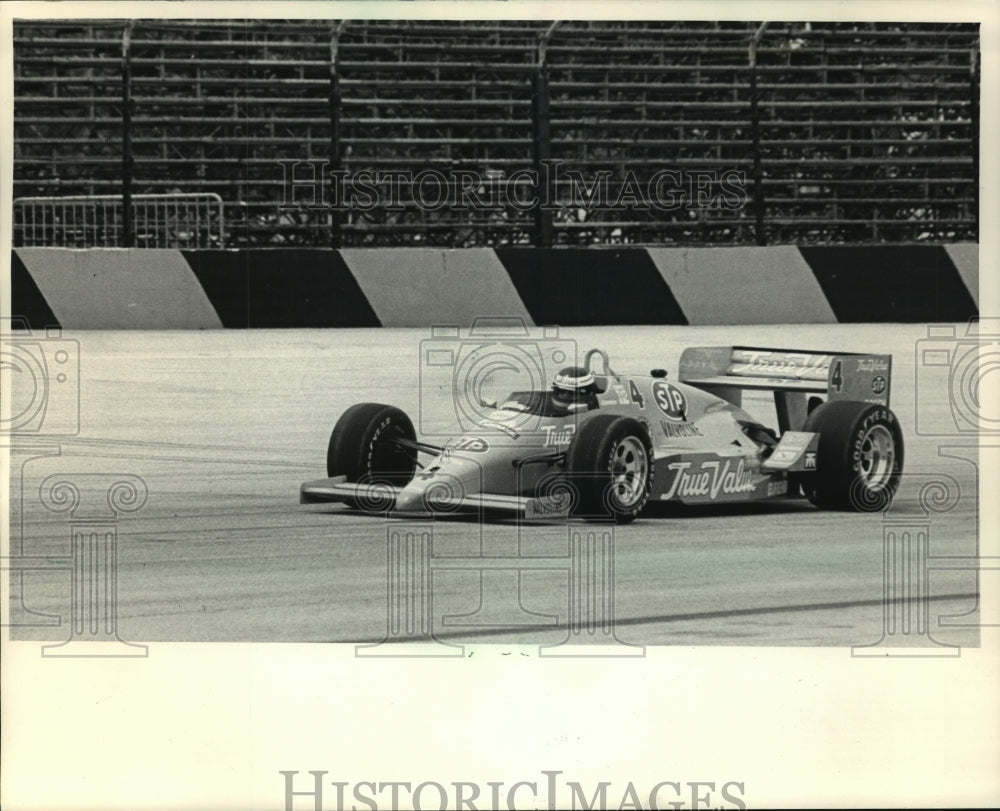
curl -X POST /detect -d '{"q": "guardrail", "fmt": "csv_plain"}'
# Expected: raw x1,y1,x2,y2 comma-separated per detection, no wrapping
12,193,226,248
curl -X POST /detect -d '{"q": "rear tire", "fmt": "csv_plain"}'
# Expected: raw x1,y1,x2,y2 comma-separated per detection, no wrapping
326,403,417,487
800,401,903,511
566,415,653,524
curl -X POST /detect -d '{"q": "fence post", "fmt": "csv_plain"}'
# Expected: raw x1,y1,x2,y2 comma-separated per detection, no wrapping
749,22,768,247
329,21,349,250
121,21,135,248
970,38,979,240
532,22,559,248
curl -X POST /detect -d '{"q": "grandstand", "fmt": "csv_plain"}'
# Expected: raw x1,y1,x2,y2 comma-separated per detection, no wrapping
13,20,979,248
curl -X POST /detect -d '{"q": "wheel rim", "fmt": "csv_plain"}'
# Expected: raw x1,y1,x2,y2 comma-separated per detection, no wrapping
858,424,895,490
609,436,648,507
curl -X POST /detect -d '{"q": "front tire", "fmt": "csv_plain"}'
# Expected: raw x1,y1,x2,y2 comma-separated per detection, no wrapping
800,401,904,511
566,415,653,524
326,403,417,487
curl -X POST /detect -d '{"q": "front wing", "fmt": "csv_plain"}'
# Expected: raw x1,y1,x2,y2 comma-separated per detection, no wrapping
300,476,570,520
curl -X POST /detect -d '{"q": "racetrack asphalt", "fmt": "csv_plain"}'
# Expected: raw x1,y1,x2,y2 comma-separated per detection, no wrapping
6,324,981,649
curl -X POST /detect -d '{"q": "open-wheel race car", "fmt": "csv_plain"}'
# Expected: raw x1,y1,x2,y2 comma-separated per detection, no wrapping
301,345,903,523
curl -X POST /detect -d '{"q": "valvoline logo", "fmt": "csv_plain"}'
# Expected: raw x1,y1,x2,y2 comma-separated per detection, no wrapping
652,380,687,421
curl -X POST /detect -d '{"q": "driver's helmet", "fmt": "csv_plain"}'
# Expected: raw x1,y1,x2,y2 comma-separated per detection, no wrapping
552,366,597,404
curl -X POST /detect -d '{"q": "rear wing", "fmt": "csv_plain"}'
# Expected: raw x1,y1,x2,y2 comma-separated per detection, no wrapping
679,346,892,408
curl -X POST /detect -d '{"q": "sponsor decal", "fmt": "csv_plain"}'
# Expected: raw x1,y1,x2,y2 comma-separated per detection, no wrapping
767,480,788,497
612,384,631,405
680,356,723,373
857,358,890,373
804,451,816,470
417,463,444,480
730,351,831,380
871,375,887,395
660,420,703,439
477,419,520,438
446,436,490,453
652,380,687,421
777,431,812,449
769,449,799,464
541,424,576,447
662,458,758,500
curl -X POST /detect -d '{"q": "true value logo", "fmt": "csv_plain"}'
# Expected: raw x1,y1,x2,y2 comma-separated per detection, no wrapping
541,424,576,447
662,458,757,500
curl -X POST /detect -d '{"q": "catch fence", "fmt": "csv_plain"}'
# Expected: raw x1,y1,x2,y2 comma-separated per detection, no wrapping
13,20,980,247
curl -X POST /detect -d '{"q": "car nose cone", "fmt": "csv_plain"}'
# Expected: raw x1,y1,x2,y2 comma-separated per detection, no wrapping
394,454,486,513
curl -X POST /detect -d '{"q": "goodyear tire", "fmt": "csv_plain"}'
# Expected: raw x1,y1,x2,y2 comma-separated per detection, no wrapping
566,415,653,524
800,401,903,511
326,403,417,487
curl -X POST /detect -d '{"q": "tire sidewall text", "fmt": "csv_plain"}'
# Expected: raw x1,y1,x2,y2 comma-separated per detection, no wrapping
850,407,897,476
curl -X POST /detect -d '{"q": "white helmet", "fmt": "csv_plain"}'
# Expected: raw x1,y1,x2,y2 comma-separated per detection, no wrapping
552,366,596,397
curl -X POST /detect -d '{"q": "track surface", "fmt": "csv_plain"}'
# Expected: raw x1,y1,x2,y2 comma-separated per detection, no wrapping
8,325,980,647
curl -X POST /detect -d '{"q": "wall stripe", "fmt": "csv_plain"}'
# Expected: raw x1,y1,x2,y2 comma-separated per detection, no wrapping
943,243,979,309
10,250,60,329
16,248,222,329
799,245,977,323
180,250,380,328
9,245,979,329
342,248,533,327
647,246,837,325
495,248,688,326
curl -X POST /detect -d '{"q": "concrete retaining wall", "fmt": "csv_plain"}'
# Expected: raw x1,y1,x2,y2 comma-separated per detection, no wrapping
9,245,978,329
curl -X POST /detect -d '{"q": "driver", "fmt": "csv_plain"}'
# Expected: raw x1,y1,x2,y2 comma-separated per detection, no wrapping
551,366,599,412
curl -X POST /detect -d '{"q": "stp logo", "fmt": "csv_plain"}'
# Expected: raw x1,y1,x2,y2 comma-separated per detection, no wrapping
871,375,887,395
447,436,490,453
652,380,687,421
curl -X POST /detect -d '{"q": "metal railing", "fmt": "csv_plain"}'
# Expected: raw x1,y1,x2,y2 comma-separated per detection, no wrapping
12,193,225,248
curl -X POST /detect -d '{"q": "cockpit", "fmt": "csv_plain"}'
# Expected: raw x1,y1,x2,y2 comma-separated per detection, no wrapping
493,348,616,417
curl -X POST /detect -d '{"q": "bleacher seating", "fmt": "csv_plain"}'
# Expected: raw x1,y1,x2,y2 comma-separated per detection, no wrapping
13,20,979,247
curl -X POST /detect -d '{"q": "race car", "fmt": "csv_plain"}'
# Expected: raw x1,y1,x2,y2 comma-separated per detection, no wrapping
301,345,903,523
